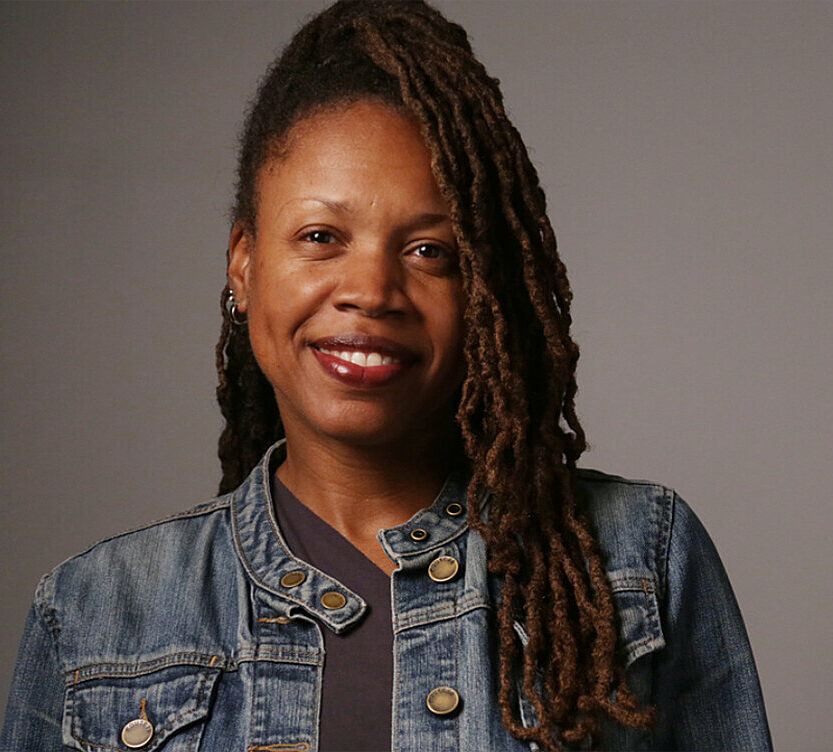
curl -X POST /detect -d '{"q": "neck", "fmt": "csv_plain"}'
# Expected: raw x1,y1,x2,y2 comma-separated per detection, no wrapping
275,420,464,542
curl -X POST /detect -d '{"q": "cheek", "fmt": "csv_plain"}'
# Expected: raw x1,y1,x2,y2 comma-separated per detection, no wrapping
431,286,467,369
245,262,332,377
245,269,298,369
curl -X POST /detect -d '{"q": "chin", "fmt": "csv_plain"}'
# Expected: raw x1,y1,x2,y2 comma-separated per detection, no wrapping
315,422,413,448
307,403,413,445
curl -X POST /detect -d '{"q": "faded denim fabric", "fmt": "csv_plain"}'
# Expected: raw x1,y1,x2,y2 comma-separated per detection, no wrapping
1,438,772,751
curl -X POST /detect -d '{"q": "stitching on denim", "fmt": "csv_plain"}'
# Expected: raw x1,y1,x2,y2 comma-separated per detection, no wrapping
64,653,226,684
609,576,657,592
391,596,400,752
575,468,669,489
187,673,209,752
311,623,324,752
260,477,368,609
186,723,199,752
248,744,310,751
655,487,675,602
236,647,322,662
68,672,213,750
395,591,487,626
630,633,658,649
454,595,461,750
42,498,233,594
248,619,258,752
34,574,64,671
608,575,665,664
387,521,470,559
231,496,366,629
394,597,491,634
644,572,664,645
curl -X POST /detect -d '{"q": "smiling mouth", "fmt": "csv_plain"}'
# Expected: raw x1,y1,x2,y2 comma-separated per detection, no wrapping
310,346,412,387
316,347,401,367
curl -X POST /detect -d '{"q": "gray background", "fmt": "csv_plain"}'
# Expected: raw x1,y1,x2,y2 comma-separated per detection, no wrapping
1,1,830,747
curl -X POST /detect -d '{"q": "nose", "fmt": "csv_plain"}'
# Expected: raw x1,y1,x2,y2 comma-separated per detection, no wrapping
332,246,407,318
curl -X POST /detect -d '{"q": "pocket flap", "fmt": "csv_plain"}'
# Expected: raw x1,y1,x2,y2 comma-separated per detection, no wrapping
63,662,220,751
608,571,665,666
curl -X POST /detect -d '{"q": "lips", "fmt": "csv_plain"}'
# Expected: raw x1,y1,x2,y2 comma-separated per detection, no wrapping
309,333,418,388
310,333,418,362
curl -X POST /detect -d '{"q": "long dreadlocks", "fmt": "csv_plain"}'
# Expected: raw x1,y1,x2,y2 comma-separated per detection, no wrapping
215,2,656,748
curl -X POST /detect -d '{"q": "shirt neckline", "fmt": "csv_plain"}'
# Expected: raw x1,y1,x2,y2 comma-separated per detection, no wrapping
230,437,488,633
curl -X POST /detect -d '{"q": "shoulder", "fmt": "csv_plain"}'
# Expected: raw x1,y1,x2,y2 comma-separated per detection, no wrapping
35,495,234,625
573,467,692,600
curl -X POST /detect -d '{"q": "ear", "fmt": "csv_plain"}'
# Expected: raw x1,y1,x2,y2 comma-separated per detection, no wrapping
227,221,253,313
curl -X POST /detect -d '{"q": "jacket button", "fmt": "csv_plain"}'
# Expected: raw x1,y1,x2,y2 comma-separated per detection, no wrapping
410,528,428,541
426,686,460,715
280,570,306,588
428,555,459,583
121,718,154,748
321,591,347,609
445,502,464,517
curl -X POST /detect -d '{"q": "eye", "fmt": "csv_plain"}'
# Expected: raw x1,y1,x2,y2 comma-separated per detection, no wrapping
411,243,449,260
301,230,335,244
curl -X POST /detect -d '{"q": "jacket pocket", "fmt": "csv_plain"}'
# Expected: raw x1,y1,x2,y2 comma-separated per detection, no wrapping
511,573,664,749
62,661,221,751
608,571,665,667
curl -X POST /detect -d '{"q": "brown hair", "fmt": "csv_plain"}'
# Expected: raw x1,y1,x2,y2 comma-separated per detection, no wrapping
216,1,655,748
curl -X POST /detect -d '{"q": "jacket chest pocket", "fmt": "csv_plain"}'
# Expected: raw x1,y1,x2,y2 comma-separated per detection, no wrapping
62,662,221,752
608,571,665,668
511,571,665,749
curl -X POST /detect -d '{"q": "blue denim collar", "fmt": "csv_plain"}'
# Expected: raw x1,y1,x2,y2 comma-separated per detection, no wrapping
230,438,487,633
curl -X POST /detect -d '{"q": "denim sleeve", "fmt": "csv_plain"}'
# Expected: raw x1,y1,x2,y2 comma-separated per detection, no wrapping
0,598,65,751
651,492,773,751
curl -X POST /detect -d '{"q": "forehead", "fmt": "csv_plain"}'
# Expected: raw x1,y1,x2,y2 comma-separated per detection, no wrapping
258,100,447,213
271,100,432,172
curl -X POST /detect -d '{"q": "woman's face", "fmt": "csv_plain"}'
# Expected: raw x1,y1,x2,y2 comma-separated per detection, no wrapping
228,100,466,449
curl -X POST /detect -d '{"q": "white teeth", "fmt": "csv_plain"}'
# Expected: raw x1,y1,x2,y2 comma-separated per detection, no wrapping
318,347,401,366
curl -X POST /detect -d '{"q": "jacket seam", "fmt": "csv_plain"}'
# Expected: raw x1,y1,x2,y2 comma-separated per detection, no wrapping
63,646,324,684
576,467,671,489
394,592,490,632
33,573,63,672
64,653,225,683
69,670,212,750
231,494,367,631
609,576,657,592
39,496,233,587
655,488,675,602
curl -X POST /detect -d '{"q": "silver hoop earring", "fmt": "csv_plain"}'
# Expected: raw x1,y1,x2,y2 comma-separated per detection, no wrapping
225,288,248,326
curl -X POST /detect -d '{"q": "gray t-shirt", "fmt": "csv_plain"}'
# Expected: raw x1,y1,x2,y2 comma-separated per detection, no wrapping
271,472,393,752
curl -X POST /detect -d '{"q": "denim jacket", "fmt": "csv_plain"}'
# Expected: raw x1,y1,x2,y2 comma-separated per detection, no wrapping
2,438,772,751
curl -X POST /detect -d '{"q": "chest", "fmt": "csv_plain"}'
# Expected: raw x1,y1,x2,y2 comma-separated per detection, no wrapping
57,538,663,752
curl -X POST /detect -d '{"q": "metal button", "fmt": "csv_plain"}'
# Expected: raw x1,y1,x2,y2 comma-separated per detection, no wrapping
280,570,306,588
321,591,347,610
426,686,460,715
121,718,154,748
410,528,428,542
428,555,459,583
445,502,464,517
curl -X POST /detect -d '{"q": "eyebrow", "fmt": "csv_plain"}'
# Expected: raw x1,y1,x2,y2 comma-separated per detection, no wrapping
297,197,451,229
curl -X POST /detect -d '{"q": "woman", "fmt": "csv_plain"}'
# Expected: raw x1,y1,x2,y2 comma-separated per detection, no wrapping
1,1,771,750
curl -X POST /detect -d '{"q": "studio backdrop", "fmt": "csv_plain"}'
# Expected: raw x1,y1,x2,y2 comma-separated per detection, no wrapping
1,2,831,748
